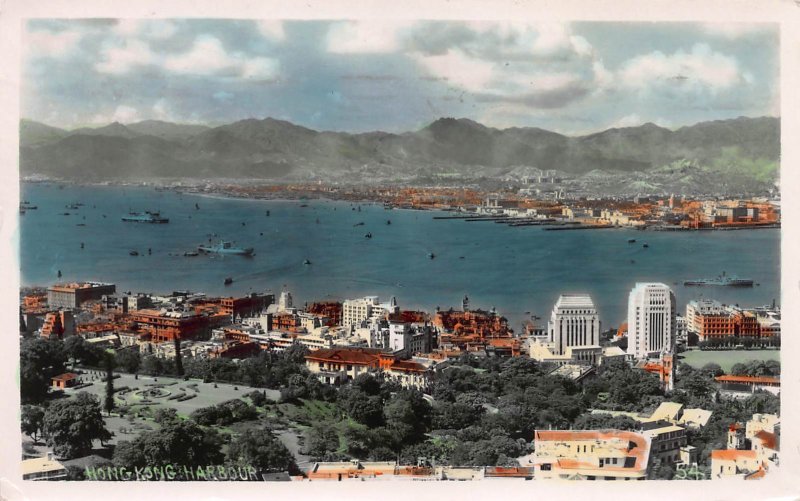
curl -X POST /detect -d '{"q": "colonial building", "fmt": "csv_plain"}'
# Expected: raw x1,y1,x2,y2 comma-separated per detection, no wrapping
305,347,430,390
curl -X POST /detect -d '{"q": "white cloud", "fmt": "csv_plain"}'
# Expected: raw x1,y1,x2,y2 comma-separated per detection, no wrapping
326,20,415,53
95,39,158,75
256,20,285,41
163,36,233,75
25,29,82,58
617,43,744,92
90,104,140,124
414,49,494,93
96,35,280,80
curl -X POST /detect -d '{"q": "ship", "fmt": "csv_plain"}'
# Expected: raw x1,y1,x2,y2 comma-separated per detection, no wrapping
197,240,254,256
122,211,169,223
684,271,754,287
224,277,234,285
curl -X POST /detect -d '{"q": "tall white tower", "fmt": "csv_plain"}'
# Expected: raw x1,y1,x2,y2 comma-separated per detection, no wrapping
547,294,600,355
627,283,676,359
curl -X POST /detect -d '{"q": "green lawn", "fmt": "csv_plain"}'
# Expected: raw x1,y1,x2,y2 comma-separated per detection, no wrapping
678,349,780,372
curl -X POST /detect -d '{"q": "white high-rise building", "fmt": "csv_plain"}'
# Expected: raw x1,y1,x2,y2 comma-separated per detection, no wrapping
627,283,676,359
342,296,399,330
547,294,600,356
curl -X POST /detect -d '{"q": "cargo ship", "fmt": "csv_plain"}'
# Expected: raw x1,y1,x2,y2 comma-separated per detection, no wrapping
198,240,254,256
122,211,169,223
684,271,753,287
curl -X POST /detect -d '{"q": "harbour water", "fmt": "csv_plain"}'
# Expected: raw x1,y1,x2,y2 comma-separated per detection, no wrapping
19,182,780,330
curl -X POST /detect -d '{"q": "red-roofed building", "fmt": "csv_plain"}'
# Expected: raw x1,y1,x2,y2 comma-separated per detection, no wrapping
710,449,760,478
51,373,80,390
715,375,780,395
305,348,430,389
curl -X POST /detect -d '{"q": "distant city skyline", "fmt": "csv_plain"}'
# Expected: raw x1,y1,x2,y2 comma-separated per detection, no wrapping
23,20,779,135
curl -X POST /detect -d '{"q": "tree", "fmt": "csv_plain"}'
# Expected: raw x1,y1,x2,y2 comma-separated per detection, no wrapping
64,336,104,367
21,405,45,442
103,352,115,415
140,355,165,376
245,390,269,407
42,392,111,458
20,337,67,403
700,363,724,377
572,413,640,431
432,401,485,431
384,389,432,448
113,419,224,469
174,336,184,377
303,423,340,459
115,348,141,374
228,428,297,475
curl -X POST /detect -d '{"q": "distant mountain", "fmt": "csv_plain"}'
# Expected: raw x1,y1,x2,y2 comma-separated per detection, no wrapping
20,120,68,146
19,116,779,192
126,120,211,141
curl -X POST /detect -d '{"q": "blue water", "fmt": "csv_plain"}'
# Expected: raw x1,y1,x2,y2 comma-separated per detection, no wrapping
20,183,780,330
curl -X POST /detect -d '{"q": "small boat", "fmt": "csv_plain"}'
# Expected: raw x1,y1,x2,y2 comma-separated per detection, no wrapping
241,222,246,226
628,239,636,243
300,204,309,208
386,220,392,225
129,250,139,256
265,210,270,216
429,253,436,259
19,209,25,215
65,204,80,210
642,243,649,248
60,212,70,216
224,277,234,285
316,218,320,224
365,232,372,239
183,251,199,257
195,203,200,210
459,256,465,259
303,259,312,265
354,222,365,227
57,270,62,278
80,242,84,249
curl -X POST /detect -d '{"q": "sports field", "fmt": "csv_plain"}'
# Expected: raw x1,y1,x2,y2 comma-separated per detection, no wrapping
678,349,780,372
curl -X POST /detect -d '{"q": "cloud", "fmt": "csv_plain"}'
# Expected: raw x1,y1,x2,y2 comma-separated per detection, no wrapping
25,29,82,58
326,20,415,53
96,35,280,80
95,39,158,74
90,104,140,124
407,22,600,109
617,43,746,92
255,20,285,41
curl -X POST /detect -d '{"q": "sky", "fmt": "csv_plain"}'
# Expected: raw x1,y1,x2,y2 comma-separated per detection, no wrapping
22,19,779,135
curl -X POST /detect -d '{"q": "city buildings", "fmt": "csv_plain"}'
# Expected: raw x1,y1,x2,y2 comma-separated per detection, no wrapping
686,300,780,343
627,283,675,360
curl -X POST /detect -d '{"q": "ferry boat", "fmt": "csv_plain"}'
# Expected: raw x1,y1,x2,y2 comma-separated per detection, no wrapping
122,211,169,223
198,240,254,256
684,271,754,287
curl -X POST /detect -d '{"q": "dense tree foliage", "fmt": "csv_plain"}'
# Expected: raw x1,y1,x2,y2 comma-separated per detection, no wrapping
228,428,297,475
112,418,224,468
20,337,67,403
42,392,111,458
64,336,105,367
114,348,141,373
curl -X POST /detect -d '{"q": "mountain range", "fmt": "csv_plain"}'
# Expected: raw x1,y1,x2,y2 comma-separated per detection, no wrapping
19,116,779,192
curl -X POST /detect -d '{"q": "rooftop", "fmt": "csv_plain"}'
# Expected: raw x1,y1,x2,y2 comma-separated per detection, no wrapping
21,456,68,476
555,294,595,309
710,449,757,461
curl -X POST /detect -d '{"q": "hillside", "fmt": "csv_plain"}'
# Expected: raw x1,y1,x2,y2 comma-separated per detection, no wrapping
19,116,780,191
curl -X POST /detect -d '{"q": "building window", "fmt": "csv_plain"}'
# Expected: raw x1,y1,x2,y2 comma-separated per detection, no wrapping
540,464,551,471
